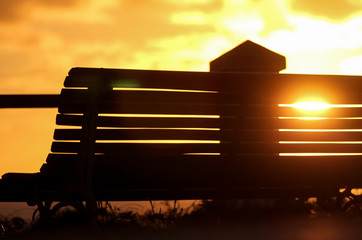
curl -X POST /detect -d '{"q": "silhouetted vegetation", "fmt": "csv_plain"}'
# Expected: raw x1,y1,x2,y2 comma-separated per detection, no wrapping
3,198,362,240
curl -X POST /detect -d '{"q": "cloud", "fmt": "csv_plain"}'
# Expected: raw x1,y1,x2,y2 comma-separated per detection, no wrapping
2,0,362,93
289,0,362,21
0,0,84,23
263,15,362,52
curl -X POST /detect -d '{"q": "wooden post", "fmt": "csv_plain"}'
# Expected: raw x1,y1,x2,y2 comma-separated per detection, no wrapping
209,40,286,73
78,75,107,220
210,40,286,185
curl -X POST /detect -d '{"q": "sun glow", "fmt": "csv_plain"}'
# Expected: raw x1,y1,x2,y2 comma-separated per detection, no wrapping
278,99,362,156
278,117,327,120
279,102,362,110
279,101,330,111
293,101,330,111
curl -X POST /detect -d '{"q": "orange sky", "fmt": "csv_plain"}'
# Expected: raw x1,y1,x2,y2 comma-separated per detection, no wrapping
1,0,362,176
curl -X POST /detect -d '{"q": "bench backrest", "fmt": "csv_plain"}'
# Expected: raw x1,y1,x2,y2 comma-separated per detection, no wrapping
41,68,362,199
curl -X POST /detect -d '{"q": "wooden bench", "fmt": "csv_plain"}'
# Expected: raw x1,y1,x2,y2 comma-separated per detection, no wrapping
1,67,361,215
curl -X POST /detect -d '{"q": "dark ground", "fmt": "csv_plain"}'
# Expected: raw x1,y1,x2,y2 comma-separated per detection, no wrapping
2,199,362,240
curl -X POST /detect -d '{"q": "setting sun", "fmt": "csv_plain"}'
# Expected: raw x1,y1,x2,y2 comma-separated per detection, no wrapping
293,101,330,111
279,102,362,111
279,101,330,111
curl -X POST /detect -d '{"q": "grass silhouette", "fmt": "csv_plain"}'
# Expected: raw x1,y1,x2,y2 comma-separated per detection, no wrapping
2,198,362,240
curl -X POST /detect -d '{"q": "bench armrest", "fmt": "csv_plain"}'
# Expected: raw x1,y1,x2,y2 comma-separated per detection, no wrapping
0,95,60,108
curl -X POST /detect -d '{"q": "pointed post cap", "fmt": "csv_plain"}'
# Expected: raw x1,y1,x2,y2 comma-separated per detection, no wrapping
209,40,286,73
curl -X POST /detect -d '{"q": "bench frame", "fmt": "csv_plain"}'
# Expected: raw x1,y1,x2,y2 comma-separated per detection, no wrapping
1,68,361,219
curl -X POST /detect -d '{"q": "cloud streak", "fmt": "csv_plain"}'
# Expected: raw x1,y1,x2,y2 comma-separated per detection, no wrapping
289,0,362,21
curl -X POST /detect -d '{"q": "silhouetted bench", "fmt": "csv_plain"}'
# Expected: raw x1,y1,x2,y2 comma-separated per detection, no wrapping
1,67,361,215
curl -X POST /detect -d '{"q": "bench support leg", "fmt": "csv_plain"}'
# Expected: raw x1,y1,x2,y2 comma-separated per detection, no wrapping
32,200,88,222
33,200,52,222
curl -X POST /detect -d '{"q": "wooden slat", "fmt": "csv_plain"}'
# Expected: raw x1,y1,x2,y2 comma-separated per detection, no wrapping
56,114,84,126
65,68,362,100
56,115,362,132
51,142,221,154
99,102,223,115
227,155,362,187
51,141,362,154
279,143,362,153
234,130,362,141
60,89,89,103
231,142,361,153
228,74,361,102
61,87,362,108
278,131,362,141
55,129,298,141
278,107,362,118
58,103,86,114
58,102,226,115
1,173,38,183
279,155,362,187
54,129,362,143
41,154,78,177
53,126,285,142
65,68,221,90
42,153,362,188
61,87,359,111
45,154,225,188
230,105,361,118
103,90,219,104
92,106,282,118
52,127,276,141
61,88,222,105
44,154,362,170
0,95,60,108
93,155,362,188
99,91,298,105
53,129,78,140
277,118,362,129
46,153,222,166
222,118,362,130
234,143,361,153
54,129,220,140
97,116,220,128
46,153,79,163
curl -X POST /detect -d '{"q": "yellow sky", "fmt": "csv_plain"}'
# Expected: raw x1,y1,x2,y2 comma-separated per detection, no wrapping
1,0,362,176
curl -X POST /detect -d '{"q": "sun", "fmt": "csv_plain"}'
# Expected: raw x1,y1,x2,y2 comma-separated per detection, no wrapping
279,101,330,111
290,101,330,111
